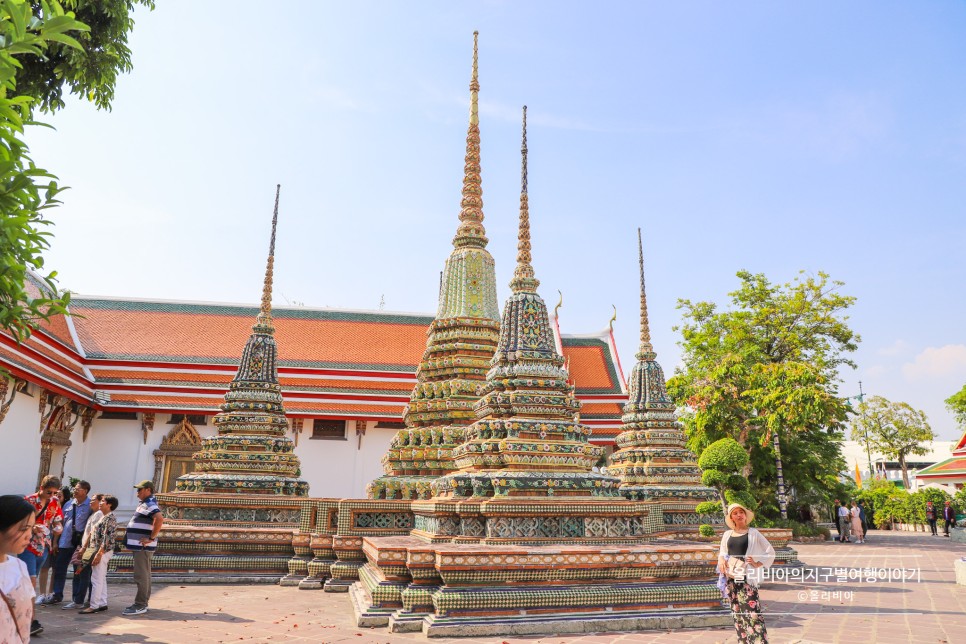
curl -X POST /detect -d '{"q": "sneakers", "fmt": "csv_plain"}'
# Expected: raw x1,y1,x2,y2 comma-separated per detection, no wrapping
62,601,81,609
30,620,43,636
43,594,62,605
122,605,148,616
34,594,47,605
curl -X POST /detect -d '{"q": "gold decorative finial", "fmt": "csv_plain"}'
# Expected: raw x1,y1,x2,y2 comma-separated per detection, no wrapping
553,289,563,320
609,305,617,333
510,106,540,294
453,31,487,250
637,227,654,357
470,31,479,126
256,184,280,330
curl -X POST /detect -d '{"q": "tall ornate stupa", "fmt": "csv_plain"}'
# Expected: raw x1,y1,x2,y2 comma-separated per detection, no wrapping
176,186,309,496
368,31,501,501
352,109,728,638
607,229,715,527
429,106,620,503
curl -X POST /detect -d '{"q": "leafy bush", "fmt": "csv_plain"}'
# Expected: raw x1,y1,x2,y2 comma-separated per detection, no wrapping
701,469,728,488
695,501,723,515
698,524,716,537
727,474,749,491
725,489,757,510
857,483,954,527
698,438,749,472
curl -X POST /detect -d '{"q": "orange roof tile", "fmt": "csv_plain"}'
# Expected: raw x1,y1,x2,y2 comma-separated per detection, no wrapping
561,338,624,395
70,300,431,370
3,296,627,430
579,402,625,417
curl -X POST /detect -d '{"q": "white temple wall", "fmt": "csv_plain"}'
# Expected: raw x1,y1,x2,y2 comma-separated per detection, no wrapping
295,421,396,498
0,385,43,495
65,417,144,513
2,400,401,504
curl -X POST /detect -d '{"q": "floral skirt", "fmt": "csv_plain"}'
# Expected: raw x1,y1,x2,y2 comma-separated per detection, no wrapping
727,578,768,644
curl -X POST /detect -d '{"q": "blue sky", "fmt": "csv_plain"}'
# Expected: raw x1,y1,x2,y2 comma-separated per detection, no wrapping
28,1,966,439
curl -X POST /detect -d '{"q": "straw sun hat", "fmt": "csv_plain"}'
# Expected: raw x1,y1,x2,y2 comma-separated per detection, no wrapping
725,502,755,530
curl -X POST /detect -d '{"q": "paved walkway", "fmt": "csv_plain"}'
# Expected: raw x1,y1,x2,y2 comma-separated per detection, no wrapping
33,530,965,643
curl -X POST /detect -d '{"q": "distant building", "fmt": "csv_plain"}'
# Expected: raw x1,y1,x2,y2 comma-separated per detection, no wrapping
915,428,966,492
840,440,957,490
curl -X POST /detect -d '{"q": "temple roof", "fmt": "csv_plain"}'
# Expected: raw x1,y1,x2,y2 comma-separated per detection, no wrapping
1,294,628,440
916,425,966,481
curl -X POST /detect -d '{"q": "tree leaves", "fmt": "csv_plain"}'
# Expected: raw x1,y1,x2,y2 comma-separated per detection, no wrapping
669,270,859,516
851,395,934,488
945,384,966,429
14,0,153,113
0,1,89,343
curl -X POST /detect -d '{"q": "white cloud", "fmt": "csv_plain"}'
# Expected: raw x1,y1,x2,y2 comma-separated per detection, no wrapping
901,344,966,381
877,339,910,357
864,365,887,378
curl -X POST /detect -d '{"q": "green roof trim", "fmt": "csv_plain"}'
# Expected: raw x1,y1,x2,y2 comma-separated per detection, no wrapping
917,456,966,476
70,298,435,326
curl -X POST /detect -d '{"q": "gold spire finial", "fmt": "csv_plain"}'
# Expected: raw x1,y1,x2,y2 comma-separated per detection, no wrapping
470,31,479,125
510,106,539,294
256,184,280,330
453,31,487,250
637,227,654,357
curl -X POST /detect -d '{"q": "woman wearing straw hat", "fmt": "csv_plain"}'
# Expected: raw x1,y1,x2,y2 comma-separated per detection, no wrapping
717,502,776,644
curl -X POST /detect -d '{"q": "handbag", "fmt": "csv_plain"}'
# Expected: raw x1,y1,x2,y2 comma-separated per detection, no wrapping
70,504,84,548
70,545,85,567
727,556,747,581
81,545,98,565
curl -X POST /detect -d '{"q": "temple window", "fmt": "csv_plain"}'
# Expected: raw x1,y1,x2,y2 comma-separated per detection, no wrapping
98,411,139,420
168,414,207,425
311,419,346,440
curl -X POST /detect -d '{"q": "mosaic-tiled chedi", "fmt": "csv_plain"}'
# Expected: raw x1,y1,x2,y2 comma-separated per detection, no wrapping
368,31,501,502
607,230,716,530
176,186,309,497
411,107,656,543
350,106,729,638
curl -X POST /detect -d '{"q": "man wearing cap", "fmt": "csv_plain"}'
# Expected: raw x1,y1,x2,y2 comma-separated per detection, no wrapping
943,501,956,537
123,480,163,616
925,501,938,536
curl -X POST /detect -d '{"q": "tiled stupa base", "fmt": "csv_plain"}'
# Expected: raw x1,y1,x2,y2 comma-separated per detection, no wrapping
349,535,730,637
120,492,311,582
409,497,663,545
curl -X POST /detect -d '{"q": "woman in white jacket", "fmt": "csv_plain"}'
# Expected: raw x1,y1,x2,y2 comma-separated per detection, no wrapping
717,503,776,644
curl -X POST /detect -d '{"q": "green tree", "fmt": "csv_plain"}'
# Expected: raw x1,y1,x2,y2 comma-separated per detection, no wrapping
945,384,966,430
668,270,858,519
16,0,154,113
0,0,150,344
696,437,754,514
851,395,934,488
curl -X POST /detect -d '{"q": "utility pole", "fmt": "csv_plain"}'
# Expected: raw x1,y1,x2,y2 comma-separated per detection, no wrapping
858,381,874,483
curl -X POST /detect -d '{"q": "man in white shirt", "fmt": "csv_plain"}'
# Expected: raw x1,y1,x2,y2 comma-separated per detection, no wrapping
837,502,852,543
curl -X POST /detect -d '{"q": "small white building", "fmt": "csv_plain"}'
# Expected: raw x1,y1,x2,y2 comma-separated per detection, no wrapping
840,440,957,490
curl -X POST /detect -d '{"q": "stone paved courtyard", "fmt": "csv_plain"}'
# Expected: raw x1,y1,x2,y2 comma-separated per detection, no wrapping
32,530,966,644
